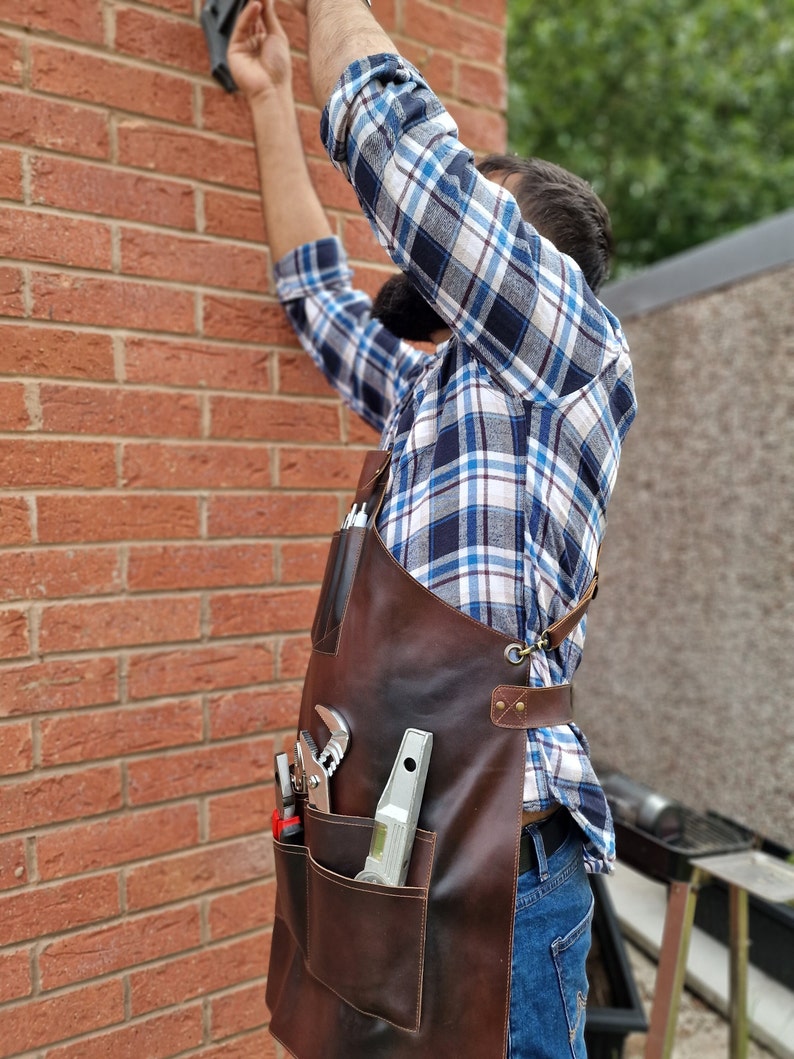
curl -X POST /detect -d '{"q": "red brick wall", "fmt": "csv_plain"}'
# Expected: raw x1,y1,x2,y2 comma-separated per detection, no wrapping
0,1,505,1055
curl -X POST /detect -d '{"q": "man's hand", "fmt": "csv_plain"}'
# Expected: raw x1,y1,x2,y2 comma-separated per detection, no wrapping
227,0,292,104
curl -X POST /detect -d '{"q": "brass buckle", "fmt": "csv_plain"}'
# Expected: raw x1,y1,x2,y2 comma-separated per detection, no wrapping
504,632,550,665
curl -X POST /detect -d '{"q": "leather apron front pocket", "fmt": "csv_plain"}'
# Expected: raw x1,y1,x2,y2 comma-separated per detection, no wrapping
272,808,435,1032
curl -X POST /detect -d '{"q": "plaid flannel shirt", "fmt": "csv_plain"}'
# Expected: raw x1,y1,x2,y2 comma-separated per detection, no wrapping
275,55,636,872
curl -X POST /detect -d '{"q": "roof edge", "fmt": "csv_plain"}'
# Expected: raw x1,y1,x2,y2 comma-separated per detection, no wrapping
601,209,794,320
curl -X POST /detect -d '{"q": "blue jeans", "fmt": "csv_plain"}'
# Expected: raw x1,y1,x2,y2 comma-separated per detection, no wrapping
508,823,594,1058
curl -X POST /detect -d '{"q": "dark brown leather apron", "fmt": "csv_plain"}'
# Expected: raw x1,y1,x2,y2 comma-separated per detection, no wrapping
266,451,588,1059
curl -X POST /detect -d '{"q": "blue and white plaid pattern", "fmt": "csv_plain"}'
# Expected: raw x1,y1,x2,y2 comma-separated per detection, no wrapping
275,55,636,872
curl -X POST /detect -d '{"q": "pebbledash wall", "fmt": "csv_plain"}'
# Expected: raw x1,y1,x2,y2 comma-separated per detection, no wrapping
579,211,794,851
0,1,506,1057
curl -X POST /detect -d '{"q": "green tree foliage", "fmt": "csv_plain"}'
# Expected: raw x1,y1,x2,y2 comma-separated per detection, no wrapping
507,0,794,274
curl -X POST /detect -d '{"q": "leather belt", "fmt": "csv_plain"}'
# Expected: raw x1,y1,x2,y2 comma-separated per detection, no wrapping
518,809,572,875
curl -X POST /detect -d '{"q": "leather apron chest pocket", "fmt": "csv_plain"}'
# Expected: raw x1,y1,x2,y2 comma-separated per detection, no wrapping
272,807,436,1032
311,527,366,655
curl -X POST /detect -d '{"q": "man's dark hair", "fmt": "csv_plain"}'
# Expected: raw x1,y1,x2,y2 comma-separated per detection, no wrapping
478,155,613,294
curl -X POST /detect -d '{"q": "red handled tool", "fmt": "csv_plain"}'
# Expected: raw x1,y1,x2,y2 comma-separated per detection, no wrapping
272,751,303,843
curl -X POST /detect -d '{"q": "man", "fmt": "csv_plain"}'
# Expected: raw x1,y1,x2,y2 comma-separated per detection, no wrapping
228,2,636,1057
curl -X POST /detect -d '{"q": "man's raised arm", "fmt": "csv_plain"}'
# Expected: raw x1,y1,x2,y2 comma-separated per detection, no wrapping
291,0,395,107
228,0,332,261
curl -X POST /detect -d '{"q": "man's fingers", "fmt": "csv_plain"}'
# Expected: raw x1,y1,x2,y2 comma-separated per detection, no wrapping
262,0,287,39
229,0,263,48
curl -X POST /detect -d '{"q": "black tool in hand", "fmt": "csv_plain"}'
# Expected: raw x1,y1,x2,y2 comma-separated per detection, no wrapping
200,0,246,93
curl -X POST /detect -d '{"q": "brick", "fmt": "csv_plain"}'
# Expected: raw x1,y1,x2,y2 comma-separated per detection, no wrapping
0,439,116,488
0,547,122,602
345,406,381,445
114,5,207,74
453,99,507,155
45,1006,204,1059
0,323,114,380
207,492,338,539
40,596,201,653
276,634,311,681
40,698,204,766
0,265,24,316
30,271,196,334
306,157,362,213
0,497,32,545
122,442,271,490
120,227,267,292
278,445,364,490
126,834,272,913
31,42,194,124
211,981,268,1040
37,803,200,881
39,384,201,438
0,608,29,659
127,542,274,592
0,0,105,45
203,188,266,245
0,770,122,834
208,685,301,741
202,294,296,345
0,32,22,85
39,905,202,989
37,494,199,544
459,62,507,111
207,786,271,841
277,350,338,398
0,657,118,717
339,214,387,265
297,108,325,161
0,719,33,775
210,394,339,444
118,120,258,190
208,881,275,941
0,204,112,270
0,146,22,199
459,0,506,26
144,0,193,12
280,541,329,585
127,643,274,701
210,587,317,638
0,765,122,835
31,155,195,230
0,873,119,946
0,381,29,428
290,55,313,107
0,979,123,1059
0,948,31,1003
127,738,271,807
186,1028,276,1059
403,0,504,65
393,39,455,97
124,336,271,392
0,837,27,891
200,84,255,141
129,934,267,1015
0,88,109,158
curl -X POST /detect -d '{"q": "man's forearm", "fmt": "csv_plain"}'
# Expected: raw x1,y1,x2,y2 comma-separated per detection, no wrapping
305,0,395,107
250,87,333,263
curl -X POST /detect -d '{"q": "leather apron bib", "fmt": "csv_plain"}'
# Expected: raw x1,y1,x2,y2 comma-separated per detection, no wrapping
266,451,579,1059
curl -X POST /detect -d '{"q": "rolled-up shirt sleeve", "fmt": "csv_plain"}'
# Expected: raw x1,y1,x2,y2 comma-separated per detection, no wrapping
321,55,634,414
275,236,427,433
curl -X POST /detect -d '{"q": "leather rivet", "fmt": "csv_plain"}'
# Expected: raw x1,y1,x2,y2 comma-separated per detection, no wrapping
515,701,526,712
496,700,506,711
